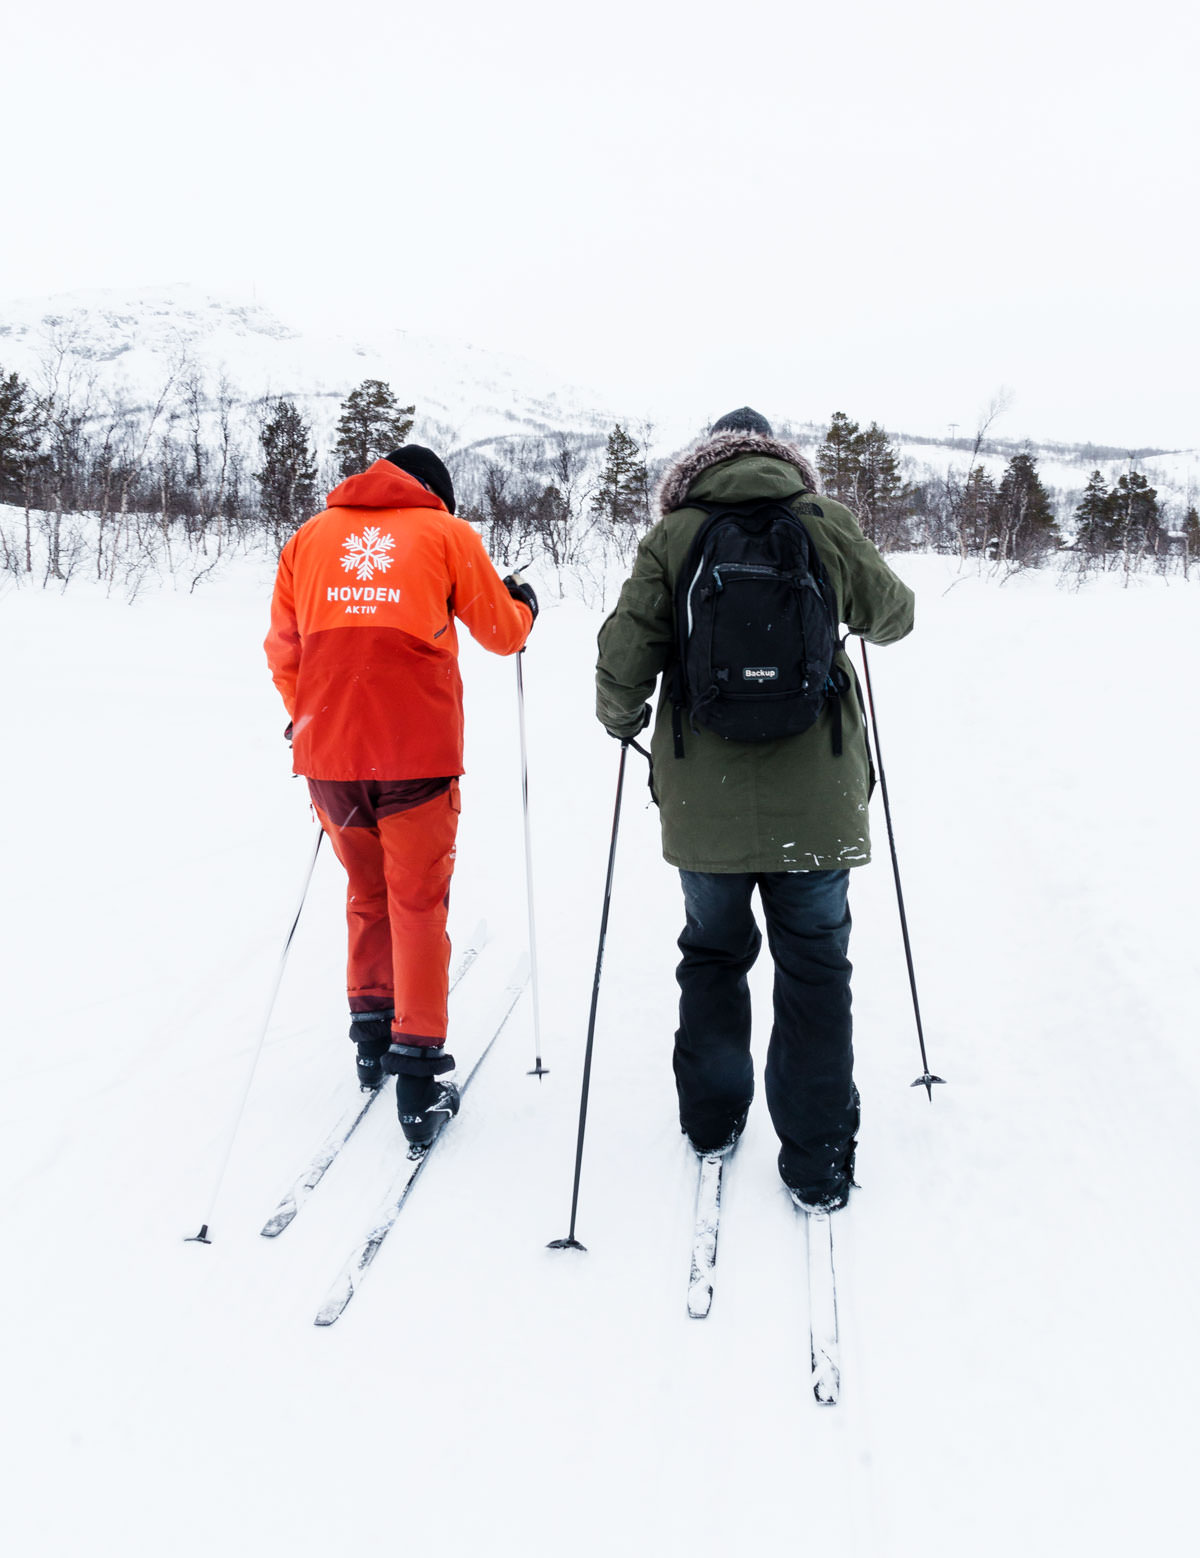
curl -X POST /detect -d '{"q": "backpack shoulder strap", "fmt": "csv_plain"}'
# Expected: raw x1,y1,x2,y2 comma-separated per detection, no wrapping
670,501,736,758
781,497,838,619
781,499,849,757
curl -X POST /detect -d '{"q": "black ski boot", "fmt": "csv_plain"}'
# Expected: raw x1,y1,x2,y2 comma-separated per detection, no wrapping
383,1042,459,1156
349,1011,393,1090
684,1108,748,1160
782,1138,858,1213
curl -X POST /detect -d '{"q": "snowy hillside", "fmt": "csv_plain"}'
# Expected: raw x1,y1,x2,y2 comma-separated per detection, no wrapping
2,553,1198,1557
3,285,1196,509
774,422,1200,521
892,433,1200,523
0,283,617,453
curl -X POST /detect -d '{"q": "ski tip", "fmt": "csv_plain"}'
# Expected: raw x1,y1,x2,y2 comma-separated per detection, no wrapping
687,1284,714,1320
260,1200,297,1239
547,1237,587,1253
507,952,532,989
314,1282,353,1327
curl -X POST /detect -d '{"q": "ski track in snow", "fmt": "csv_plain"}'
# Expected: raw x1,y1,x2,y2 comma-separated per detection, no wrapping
1,555,1198,1558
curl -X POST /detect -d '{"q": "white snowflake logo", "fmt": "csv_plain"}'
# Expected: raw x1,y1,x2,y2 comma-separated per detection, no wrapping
341,527,396,580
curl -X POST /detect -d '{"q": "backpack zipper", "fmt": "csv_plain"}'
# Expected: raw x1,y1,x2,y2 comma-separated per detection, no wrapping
712,562,788,590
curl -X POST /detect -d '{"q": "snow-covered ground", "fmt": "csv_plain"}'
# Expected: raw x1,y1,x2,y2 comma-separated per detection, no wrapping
2,555,1199,1557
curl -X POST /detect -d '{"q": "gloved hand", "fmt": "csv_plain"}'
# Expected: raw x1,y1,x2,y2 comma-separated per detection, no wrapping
284,720,294,747
605,704,652,741
503,572,539,623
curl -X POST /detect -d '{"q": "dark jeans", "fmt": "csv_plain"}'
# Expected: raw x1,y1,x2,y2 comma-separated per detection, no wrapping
674,868,859,1188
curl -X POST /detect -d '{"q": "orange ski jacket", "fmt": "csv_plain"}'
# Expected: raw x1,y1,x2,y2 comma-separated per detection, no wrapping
265,460,532,780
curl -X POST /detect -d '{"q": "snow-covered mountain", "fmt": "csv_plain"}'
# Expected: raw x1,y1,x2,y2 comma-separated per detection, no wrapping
0,283,617,454
2,284,1197,509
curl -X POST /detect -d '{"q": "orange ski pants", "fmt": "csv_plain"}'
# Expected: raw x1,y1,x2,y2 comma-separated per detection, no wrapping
308,779,460,1044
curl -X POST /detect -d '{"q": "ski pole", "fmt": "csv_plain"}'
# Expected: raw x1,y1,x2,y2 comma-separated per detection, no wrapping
548,739,632,1252
858,640,944,1100
516,651,548,1078
186,825,325,1243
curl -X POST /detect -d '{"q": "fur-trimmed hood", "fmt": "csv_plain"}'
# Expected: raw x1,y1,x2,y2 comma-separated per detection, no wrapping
656,431,818,517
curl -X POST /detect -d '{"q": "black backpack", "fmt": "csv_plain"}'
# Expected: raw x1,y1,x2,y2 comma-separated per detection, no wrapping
669,496,849,756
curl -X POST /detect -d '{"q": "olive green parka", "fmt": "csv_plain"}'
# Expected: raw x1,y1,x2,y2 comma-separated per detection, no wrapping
595,434,915,873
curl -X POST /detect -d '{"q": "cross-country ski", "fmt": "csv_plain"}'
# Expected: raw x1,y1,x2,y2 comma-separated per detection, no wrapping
313,959,529,1326
686,1151,726,1320
260,922,487,1238
802,1208,841,1405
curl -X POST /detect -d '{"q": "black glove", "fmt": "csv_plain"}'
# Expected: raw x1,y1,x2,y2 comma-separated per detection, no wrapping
606,704,652,741
503,572,538,623
284,720,294,747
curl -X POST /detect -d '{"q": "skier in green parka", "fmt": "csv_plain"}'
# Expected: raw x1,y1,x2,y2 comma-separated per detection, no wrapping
596,407,914,1209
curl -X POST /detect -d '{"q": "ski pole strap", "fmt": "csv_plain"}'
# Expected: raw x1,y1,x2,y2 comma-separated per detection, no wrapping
848,661,876,793
624,735,656,801
667,664,686,758
829,679,843,756
827,665,853,757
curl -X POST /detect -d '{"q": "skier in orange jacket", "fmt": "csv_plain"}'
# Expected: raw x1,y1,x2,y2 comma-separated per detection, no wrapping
265,446,535,1148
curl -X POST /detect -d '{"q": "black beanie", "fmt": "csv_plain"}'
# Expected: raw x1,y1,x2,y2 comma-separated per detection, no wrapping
384,445,456,514
710,406,773,437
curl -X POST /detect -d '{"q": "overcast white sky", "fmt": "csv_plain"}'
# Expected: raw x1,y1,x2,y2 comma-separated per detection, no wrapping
3,0,1197,448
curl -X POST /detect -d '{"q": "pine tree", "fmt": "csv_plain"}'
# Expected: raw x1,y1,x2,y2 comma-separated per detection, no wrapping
955,465,998,559
992,451,1058,564
1111,470,1161,566
590,423,650,540
0,367,39,504
1073,470,1116,559
816,413,907,546
816,412,861,506
854,422,907,547
334,380,415,478
256,399,319,547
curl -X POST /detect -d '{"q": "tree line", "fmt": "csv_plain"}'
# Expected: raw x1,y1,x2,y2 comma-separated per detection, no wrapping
0,357,421,590
2,349,1196,596
468,409,1200,580
813,409,1200,573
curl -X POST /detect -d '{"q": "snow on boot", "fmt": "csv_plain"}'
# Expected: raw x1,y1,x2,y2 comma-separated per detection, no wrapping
788,1178,850,1213
349,1011,393,1090
783,1139,857,1213
684,1108,748,1159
